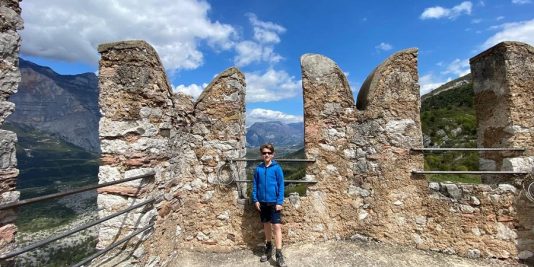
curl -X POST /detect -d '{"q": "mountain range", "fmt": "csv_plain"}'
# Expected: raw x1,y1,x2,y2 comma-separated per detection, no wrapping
246,121,304,148
4,59,476,187
7,58,100,152
8,59,306,152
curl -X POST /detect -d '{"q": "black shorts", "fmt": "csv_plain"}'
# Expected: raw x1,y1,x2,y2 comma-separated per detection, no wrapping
259,202,282,224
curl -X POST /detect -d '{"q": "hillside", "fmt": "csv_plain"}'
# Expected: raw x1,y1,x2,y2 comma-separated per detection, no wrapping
420,74,479,183
7,58,100,152
2,122,98,198
1,122,98,235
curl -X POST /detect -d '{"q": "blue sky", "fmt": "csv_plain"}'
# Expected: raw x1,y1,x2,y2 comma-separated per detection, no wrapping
19,0,534,126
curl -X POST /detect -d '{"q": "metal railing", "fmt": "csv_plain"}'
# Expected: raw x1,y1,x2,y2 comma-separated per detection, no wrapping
412,170,529,175
0,171,155,211
230,158,316,162
226,158,317,184
411,147,528,175
411,147,526,152
234,179,318,183
0,171,156,265
72,223,154,267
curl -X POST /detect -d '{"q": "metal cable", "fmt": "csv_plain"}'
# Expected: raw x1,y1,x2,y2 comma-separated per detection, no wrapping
411,147,526,152
214,160,238,185
70,223,154,267
522,173,534,203
0,199,154,260
0,171,155,210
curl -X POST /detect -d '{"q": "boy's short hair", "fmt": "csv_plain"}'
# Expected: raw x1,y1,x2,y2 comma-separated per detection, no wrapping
259,143,275,153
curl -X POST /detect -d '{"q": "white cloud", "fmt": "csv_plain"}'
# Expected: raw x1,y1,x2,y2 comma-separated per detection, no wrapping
246,108,303,126
512,0,531,4
245,69,301,102
420,1,472,20
248,13,286,44
20,0,236,71
375,42,393,51
172,83,208,99
482,19,534,49
496,16,505,21
419,74,451,95
420,58,470,95
234,41,283,66
234,14,285,67
441,58,470,76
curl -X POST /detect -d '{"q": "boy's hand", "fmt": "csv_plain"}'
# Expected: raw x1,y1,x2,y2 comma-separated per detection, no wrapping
275,205,283,211
255,202,260,211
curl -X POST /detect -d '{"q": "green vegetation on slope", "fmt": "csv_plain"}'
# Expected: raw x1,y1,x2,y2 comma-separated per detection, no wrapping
1,122,99,232
2,122,99,197
421,81,480,183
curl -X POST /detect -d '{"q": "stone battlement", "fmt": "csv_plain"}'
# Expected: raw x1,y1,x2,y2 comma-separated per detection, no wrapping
94,39,534,266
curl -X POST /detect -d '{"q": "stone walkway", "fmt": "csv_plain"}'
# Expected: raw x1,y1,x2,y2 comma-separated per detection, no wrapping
169,240,526,267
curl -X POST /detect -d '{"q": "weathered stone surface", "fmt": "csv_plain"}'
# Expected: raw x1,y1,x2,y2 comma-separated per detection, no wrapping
0,0,20,254
95,39,534,265
443,183,462,200
502,156,534,173
0,190,19,204
471,41,534,184
0,129,16,169
97,185,146,197
96,39,247,264
0,224,16,247
0,101,14,124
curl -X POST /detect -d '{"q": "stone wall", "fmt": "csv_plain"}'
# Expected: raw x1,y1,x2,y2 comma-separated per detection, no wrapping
471,41,534,182
470,41,534,260
96,40,533,265
0,0,22,256
95,40,247,265
96,40,175,265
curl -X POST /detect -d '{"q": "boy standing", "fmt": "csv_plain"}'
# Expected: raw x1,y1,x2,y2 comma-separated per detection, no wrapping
251,143,287,267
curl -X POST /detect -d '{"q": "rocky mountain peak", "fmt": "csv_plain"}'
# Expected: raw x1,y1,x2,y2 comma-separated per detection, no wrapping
7,58,100,152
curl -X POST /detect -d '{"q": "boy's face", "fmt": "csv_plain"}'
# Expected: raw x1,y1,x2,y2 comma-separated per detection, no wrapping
261,148,273,162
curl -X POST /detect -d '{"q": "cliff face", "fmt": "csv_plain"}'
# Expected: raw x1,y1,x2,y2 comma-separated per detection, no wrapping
7,58,100,152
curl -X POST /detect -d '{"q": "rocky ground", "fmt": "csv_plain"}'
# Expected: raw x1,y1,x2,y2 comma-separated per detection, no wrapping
165,240,528,267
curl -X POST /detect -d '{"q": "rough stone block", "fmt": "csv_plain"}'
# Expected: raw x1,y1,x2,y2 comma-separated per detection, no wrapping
0,101,14,124
124,167,155,187
498,184,517,194
502,157,534,173
443,183,462,200
0,190,19,204
0,129,16,169
97,194,135,211
0,224,16,247
101,139,128,154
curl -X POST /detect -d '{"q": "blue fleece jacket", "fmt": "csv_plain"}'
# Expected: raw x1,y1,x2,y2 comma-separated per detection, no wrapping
251,160,285,205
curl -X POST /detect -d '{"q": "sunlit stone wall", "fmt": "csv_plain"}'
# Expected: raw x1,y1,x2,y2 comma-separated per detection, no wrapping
0,0,22,256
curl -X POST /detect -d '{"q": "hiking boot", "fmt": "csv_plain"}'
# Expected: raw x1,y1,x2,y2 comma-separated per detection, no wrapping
260,242,272,262
276,252,287,267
